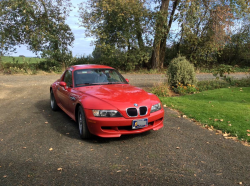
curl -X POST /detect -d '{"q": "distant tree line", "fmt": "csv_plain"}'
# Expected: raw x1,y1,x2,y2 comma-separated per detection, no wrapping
1,0,250,71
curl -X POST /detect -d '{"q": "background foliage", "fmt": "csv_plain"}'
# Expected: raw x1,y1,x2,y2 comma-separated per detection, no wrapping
1,0,250,72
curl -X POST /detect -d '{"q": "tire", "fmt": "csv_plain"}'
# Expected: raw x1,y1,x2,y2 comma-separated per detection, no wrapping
50,90,59,111
78,106,92,139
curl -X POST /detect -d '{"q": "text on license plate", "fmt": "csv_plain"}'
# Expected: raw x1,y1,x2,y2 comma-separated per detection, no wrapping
132,118,148,129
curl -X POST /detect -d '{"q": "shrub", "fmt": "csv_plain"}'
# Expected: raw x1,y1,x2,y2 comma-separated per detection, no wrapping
173,83,199,95
0,61,38,74
211,64,235,79
197,80,229,92
197,77,250,92
37,60,62,73
150,83,169,97
167,55,197,87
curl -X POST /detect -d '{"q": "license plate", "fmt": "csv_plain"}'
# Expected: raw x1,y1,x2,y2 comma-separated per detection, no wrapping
132,118,148,129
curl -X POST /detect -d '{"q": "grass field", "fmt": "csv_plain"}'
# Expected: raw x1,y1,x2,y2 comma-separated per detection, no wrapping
1,56,45,63
161,87,250,142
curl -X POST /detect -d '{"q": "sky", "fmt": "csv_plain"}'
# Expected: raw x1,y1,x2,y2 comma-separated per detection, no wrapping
9,0,95,57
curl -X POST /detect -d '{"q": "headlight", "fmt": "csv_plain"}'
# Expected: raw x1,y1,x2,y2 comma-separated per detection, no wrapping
92,110,122,117
150,103,161,113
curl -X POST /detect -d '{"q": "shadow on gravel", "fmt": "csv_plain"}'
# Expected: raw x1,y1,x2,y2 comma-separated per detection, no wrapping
35,99,152,143
86,130,152,144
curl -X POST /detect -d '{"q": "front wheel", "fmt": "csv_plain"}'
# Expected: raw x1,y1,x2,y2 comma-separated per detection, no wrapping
50,90,59,111
78,106,91,139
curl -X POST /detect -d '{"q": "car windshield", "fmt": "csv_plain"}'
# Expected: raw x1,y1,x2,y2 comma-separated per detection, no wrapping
74,69,128,87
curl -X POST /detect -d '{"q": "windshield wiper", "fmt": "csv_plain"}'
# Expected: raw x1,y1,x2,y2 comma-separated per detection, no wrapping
107,82,125,84
76,83,92,86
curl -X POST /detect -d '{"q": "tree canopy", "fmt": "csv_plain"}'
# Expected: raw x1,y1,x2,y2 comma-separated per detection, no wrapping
79,0,250,69
0,0,74,63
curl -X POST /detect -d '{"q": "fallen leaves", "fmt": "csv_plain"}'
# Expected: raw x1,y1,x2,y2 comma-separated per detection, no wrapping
223,132,230,137
49,148,53,151
45,122,48,124
3,175,7,178
214,119,224,122
57,168,63,171
216,130,222,135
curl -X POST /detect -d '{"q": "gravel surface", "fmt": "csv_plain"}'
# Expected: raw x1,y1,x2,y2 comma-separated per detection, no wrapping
0,74,250,186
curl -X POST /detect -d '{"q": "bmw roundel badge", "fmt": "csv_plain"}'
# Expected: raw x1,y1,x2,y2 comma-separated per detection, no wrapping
134,103,138,107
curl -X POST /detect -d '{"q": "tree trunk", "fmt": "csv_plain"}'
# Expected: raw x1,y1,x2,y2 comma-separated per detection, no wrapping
150,0,179,69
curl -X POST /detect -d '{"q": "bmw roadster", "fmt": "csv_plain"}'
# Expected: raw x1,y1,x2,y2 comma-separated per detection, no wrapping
50,64,164,139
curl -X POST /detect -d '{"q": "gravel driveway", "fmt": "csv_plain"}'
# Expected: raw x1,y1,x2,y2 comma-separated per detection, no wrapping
0,74,250,186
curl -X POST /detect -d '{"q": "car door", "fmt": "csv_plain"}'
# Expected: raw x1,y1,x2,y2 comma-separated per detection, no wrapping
57,70,73,112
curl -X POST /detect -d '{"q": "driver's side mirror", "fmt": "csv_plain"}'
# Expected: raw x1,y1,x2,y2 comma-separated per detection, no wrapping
125,79,129,83
59,81,67,88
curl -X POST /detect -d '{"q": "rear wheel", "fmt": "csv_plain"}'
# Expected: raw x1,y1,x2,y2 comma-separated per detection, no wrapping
50,90,59,111
78,106,91,139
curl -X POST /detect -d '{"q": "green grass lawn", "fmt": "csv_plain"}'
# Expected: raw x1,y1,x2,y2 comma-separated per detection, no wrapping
161,87,250,142
1,56,45,63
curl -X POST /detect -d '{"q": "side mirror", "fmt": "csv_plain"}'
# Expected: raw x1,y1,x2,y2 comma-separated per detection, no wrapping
125,79,129,83
59,81,67,88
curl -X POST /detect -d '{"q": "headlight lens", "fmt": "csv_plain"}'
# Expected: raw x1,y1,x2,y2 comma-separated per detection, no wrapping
150,103,161,113
92,110,122,117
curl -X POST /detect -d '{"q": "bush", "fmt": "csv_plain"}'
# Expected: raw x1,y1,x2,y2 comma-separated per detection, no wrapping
211,64,235,79
197,80,230,92
167,55,197,87
197,77,250,92
173,83,199,95
150,83,169,97
37,60,62,73
0,61,38,74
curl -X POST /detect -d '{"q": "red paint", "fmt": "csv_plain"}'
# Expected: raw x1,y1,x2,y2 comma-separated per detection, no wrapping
51,64,164,138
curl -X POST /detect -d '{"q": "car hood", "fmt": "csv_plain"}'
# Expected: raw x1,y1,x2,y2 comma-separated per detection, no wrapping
76,84,153,109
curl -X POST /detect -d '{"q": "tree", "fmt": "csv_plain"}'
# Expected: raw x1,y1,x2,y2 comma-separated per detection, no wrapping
0,0,74,64
150,0,180,69
164,0,250,67
79,0,152,70
79,0,250,70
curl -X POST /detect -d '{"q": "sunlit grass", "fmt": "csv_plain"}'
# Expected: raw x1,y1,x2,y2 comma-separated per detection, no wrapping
161,87,250,142
1,56,45,63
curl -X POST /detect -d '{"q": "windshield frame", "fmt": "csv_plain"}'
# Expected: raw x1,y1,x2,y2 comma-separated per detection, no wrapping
73,68,128,88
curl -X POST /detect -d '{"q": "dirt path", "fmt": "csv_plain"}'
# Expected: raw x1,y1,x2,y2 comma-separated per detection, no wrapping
0,74,250,185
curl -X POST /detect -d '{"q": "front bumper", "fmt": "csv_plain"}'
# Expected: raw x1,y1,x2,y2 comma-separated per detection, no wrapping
84,109,164,138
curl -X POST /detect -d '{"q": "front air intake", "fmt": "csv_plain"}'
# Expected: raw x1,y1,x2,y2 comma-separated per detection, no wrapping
126,108,138,117
139,106,147,116
126,106,148,117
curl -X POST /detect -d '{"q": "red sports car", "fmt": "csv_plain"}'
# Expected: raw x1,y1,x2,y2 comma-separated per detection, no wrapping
50,64,164,139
